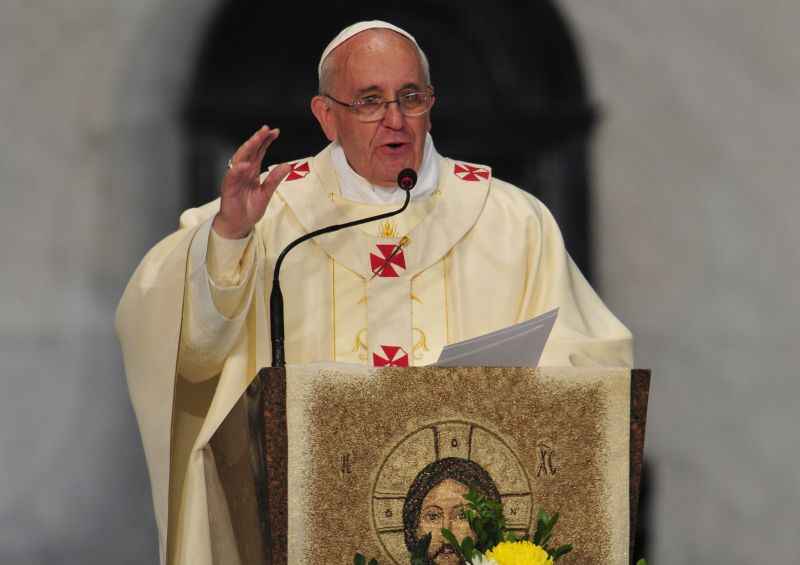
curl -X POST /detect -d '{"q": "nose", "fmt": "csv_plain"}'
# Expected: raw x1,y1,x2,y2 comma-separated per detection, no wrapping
381,100,405,130
441,514,453,530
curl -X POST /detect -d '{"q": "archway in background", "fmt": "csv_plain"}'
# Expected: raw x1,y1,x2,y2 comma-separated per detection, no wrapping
183,0,598,279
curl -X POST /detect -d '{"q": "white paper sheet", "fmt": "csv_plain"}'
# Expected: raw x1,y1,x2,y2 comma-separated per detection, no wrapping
434,308,558,367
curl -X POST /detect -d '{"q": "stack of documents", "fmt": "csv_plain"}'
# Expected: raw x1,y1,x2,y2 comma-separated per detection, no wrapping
434,308,558,368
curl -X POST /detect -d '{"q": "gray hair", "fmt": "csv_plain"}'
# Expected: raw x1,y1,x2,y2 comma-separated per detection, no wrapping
318,32,432,95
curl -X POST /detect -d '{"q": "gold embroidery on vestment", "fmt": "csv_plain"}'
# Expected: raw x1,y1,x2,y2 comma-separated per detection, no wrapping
443,252,451,344
352,328,368,361
378,220,399,238
331,256,336,359
413,327,430,360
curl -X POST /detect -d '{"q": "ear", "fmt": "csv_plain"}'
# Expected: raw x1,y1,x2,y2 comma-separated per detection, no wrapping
311,96,337,142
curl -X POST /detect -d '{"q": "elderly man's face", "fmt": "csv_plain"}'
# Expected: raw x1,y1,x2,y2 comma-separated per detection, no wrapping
416,479,474,565
312,30,432,187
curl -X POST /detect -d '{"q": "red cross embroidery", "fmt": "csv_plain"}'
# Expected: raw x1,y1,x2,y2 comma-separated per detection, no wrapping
373,345,409,367
285,161,310,181
370,244,406,277
454,163,490,182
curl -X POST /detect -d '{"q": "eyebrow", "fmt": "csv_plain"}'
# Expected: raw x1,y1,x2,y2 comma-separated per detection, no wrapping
354,82,422,97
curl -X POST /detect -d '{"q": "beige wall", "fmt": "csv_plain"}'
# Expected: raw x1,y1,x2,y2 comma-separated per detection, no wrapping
0,1,217,561
1,1,797,563
561,1,800,562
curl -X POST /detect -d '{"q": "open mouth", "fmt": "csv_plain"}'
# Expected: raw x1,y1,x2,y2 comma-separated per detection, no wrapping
378,140,411,158
435,544,457,556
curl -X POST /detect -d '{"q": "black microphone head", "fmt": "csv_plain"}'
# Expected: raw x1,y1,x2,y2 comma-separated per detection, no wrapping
397,168,417,191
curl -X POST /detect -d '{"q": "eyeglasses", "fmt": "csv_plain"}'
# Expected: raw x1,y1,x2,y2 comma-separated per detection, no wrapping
323,88,434,122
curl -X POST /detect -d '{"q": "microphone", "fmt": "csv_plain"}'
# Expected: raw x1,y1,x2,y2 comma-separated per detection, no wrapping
398,168,417,191
269,168,418,367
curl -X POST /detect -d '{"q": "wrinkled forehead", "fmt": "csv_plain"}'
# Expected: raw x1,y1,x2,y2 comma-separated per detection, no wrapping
326,30,426,92
342,30,421,69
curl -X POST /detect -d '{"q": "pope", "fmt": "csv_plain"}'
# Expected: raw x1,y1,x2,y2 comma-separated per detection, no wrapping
116,20,633,565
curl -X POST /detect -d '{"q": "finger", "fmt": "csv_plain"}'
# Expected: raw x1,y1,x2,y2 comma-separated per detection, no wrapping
253,128,280,167
232,125,273,164
242,128,280,172
241,126,272,161
260,162,293,193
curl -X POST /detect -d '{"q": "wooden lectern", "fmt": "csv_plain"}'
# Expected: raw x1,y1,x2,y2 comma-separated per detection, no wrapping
208,365,650,565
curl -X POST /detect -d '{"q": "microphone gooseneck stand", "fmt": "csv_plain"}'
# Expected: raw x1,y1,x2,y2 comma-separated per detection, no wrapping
269,168,417,368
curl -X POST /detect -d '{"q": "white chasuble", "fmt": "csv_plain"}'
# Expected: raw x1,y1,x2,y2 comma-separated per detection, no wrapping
276,147,488,368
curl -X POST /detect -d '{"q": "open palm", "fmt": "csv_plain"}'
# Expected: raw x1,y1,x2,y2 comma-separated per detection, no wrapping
213,125,292,239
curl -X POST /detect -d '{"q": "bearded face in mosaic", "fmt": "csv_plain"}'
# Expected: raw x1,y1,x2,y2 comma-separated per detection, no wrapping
403,458,501,565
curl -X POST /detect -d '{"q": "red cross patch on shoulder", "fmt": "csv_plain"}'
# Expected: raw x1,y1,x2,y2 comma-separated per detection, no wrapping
285,161,310,181
370,243,406,277
373,345,409,367
454,163,490,182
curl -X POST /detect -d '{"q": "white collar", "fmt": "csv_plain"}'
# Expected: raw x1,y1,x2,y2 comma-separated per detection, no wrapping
330,133,441,204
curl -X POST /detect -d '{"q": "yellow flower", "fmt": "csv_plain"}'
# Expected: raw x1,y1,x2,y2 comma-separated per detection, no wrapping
484,540,554,565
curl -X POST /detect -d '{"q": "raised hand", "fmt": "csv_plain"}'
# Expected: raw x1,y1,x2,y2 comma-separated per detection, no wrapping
212,126,293,239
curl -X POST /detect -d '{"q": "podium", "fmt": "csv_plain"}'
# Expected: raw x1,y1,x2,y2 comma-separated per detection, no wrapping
207,365,650,565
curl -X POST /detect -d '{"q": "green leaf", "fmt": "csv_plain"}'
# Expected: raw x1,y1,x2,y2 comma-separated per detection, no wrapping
542,511,560,547
440,528,459,548
441,528,473,562
463,489,508,552
636,560,648,565
533,510,547,545
353,554,366,565
549,544,573,561
501,530,520,543
461,536,475,559
368,559,378,565
533,508,560,548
